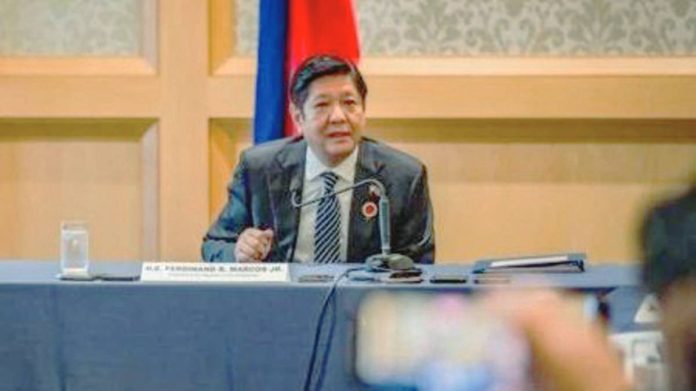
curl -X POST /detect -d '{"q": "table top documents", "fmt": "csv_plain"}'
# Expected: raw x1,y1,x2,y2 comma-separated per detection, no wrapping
0,260,647,391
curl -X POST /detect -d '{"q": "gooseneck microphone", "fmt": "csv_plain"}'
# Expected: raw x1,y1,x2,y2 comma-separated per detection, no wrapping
291,177,415,271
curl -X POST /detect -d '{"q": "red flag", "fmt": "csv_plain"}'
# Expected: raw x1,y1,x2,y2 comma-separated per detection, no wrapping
284,0,361,136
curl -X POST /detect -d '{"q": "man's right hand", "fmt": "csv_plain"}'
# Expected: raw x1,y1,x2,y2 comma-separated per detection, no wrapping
235,228,274,262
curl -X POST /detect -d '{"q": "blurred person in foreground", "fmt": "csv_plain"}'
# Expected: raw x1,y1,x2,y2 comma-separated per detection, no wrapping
658,280,696,391
640,183,696,390
202,55,434,263
640,184,696,298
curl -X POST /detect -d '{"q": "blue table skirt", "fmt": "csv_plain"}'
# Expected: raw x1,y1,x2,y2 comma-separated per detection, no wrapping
0,261,644,391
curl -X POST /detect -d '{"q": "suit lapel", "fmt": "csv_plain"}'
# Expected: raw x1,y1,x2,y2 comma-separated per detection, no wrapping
347,140,384,262
268,138,306,263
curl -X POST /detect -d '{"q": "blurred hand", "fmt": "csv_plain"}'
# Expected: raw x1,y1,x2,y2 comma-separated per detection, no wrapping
485,290,630,391
235,228,274,262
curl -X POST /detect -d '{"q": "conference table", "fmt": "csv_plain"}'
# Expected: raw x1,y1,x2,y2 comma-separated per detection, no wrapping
0,260,648,390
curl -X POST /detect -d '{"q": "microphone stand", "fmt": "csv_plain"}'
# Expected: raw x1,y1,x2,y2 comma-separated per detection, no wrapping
292,178,415,271
363,192,414,271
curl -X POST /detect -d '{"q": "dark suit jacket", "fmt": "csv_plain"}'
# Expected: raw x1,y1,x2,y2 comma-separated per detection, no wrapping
202,136,435,263
641,186,696,296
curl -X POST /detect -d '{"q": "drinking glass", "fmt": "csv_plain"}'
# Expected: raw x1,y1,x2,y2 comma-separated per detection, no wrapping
60,221,90,277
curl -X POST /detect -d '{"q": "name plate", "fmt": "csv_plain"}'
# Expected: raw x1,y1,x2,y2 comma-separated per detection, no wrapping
140,262,289,283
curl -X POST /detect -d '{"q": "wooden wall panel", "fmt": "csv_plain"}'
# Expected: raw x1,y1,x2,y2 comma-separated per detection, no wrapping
208,120,251,219
0,120,152,260
369,119,696,262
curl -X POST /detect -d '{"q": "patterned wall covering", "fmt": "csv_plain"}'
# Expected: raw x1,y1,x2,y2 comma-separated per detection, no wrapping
236,0,696,56
0,0,141,56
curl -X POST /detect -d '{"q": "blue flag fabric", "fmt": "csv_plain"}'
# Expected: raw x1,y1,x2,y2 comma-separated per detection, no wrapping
253,0,289,144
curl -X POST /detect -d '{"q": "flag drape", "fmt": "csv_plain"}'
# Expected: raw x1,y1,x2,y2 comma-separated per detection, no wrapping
253,0,360,144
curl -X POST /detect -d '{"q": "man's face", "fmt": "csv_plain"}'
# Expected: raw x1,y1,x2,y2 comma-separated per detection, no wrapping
292,74,365,167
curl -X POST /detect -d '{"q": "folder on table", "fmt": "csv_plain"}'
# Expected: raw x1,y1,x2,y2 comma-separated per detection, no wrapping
472,252,586,274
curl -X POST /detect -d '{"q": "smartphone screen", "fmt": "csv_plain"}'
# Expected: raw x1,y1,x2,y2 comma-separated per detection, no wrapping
355,292,533,391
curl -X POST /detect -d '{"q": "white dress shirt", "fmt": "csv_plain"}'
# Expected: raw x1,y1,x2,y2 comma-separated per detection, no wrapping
293,145,358,263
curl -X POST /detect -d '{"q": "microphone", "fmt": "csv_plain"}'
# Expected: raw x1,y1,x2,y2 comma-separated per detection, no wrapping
291,177,415,271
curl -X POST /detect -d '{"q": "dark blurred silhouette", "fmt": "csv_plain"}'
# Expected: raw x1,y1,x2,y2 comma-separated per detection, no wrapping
640,185,696,298
640,183,696,390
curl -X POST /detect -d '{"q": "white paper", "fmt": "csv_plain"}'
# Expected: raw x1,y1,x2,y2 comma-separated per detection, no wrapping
140,262,289,283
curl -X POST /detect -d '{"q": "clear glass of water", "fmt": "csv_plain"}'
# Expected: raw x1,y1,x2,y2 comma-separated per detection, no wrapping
60,221,90,277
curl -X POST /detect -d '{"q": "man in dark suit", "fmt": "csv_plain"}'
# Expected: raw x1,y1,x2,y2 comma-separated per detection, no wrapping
640,184,696,297
202,55,434,264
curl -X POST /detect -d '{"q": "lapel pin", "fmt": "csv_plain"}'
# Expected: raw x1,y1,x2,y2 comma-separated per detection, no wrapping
362,201,378,220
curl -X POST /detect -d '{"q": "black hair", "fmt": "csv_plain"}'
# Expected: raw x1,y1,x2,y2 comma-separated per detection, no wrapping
289,55,367,112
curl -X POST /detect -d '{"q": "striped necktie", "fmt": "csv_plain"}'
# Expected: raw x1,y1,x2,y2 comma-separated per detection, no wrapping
314,172,341,263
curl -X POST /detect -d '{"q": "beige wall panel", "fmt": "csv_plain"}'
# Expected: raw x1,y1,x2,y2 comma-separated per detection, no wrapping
208,120,251,219
207,76,255,117
365,75,696,119
429,183,680,263
0,120,150,260
210,57,696,121
369,119,696,263
158,0,209,261
0,58,155,76
209,0,234,72
0,77,160,117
